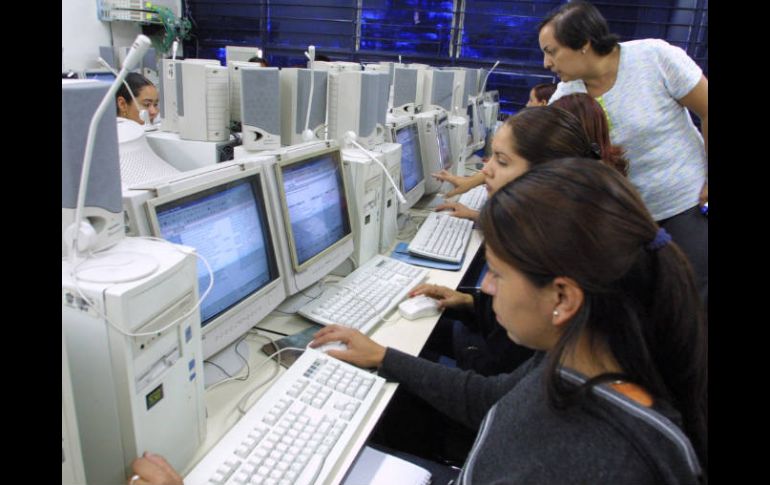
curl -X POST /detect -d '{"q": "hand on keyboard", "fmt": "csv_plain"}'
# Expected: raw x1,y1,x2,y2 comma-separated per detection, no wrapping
184,348,386,485
409,283,475,311
433,201,480,222
310,325,387,369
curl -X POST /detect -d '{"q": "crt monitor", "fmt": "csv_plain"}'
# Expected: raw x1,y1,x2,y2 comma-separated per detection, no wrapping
275,149,353,273
145,167,286,386
394,121,425,211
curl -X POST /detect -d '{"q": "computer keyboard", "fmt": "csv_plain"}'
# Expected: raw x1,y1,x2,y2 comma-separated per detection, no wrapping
407,211,474,264
457,185,488,211
298,255,428,334
184,348,385,485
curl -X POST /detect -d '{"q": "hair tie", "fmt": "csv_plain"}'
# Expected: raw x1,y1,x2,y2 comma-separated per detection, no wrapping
589,142,602,160
645,227,672,251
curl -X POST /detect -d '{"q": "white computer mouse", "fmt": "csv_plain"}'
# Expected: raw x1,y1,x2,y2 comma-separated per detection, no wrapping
398,295,441,320
312,341,348,353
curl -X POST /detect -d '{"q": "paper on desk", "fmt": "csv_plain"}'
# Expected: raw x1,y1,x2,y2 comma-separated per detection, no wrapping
342,446,431,485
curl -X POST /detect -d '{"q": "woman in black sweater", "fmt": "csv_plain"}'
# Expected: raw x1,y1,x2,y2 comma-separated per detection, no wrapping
312,158,707,484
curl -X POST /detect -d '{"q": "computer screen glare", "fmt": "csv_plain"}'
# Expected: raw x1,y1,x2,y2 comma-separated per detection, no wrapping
153,177,279,326
396,124,425,193
281,153,352,266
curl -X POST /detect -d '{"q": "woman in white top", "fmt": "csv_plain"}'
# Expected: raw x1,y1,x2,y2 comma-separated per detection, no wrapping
538,1,708,304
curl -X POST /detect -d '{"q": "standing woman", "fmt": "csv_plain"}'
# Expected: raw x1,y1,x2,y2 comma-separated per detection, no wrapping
538,1,708,304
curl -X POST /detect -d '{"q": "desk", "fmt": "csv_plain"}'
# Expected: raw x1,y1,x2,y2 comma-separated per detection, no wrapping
183,228,484,484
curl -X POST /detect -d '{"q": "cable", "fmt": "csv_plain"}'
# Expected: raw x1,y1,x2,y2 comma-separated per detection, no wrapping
303,45,316,140
203,338,251,384
235,332,283,414
68,237,214,339
251,326,290,337
234,346,307,416
345,134,407,204
478,60,500,97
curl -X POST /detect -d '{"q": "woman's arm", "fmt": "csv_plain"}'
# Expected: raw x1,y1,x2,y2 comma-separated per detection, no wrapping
679,75,708,206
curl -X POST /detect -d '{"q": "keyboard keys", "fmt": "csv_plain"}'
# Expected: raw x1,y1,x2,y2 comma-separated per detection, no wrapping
298,255,428,334
457,185,488,211
185,349,385,485
408,212,474,263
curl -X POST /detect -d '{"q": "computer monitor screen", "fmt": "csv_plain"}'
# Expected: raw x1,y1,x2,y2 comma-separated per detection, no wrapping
151,174,280,327
437,119,452,170
395,123,425,194
278,151,352,270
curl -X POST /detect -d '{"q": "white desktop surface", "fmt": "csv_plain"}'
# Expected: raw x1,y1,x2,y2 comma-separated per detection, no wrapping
183,227,484,484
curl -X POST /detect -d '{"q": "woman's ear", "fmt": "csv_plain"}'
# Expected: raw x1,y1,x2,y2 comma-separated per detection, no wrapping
550,276,584,328
116,96,129,114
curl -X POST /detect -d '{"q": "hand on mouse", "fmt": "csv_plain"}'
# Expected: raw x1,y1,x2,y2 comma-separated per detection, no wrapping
409,283,474,311
310,325,386,368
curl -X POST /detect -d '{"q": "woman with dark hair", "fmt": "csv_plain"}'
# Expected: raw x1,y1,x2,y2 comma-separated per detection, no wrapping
115,72,160,126
415,105,603,377
538,0,708,303
312,158,707,483
551,92,629,175
435,104,616,221
526,82,557,107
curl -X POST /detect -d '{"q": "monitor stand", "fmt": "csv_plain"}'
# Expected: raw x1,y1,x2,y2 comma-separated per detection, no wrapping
203,339,251,389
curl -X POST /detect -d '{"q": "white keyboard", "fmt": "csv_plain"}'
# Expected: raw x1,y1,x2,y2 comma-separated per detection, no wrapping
298,255,428,334
457,185,488,211
407,211,474,263
185,348,385,485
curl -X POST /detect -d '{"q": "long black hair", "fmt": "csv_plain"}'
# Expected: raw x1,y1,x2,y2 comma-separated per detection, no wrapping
479,158,707,471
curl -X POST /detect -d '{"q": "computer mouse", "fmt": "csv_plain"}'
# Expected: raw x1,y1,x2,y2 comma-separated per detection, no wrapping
313,341,348,353
398,295,441,320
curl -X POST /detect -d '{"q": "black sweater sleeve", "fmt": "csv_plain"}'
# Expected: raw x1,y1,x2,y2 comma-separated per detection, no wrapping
379,348,544,429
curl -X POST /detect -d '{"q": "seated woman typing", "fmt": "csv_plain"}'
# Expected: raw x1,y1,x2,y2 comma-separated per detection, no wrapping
311,157,707,484
414,106,606,376
127,158,706,485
